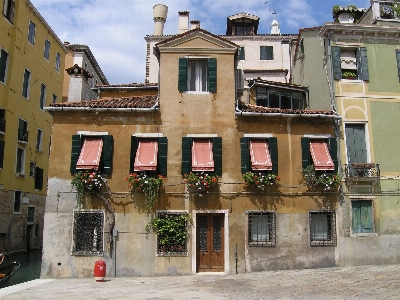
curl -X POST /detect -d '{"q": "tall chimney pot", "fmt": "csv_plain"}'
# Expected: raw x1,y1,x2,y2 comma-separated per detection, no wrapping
153,4,168,35
178,11,190,34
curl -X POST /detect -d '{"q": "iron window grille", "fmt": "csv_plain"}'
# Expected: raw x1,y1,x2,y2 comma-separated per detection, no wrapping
248,211,276,247
156,212,188,255
309,210,337,246
72,210,104,255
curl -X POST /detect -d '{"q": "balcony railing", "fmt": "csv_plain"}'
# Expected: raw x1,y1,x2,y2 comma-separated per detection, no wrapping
344,163,380,183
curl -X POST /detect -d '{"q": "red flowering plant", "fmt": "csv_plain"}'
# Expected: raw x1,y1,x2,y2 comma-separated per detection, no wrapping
183,172,219,196
71,171,104,205
243,171,280,191
126,173,165,212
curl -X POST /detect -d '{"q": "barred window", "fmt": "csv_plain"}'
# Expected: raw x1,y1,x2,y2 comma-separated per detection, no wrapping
248,211,276,247
155,212,189,255
72,210,104,255
309,211,336,246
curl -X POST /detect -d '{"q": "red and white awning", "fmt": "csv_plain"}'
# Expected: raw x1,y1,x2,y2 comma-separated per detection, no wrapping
310,140,334,170
250,139,272,171
134,139,158,171
192,139,214,172
76,137,103,170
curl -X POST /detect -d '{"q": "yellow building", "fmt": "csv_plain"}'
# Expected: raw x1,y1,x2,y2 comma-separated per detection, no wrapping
0,0,66,253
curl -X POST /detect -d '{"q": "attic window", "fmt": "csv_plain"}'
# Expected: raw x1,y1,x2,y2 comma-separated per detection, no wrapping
236,25,251,35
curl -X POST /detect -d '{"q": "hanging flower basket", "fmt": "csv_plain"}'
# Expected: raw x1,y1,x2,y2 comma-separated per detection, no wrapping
71,171,104,206
183,172,219,197
126,173,165,212
302,165,341,191
243,171,280,191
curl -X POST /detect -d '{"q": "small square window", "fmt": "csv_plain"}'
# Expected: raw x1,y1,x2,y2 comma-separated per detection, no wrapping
44,39,50,60
248,211,276,246
55,52,61,72
0,49,9,84
260,46,274,60
309,211,336,246
22,68,31,99
14,190,21,213
3,0,15,24
36,129,43,151
28,20,36,45
72,210,104,255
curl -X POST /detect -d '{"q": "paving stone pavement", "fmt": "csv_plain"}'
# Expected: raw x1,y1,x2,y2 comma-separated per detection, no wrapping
1,264,400,299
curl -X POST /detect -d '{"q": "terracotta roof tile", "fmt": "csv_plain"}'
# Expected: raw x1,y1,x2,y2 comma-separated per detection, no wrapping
238,101,335,116
50,95,157,109
96,83,158,88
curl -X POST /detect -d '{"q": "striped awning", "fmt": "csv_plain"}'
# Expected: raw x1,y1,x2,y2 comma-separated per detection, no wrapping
76,137,103,170
250,139,272,171
310,140,334,170
134,139,158,171
192,139,214,172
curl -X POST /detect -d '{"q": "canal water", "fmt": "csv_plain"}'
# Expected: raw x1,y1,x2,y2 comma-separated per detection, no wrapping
1,250,42,288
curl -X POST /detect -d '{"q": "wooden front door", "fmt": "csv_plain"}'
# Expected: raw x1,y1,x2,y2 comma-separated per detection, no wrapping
196,214,224,272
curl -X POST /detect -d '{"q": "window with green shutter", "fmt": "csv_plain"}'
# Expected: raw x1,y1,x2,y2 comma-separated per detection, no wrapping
351,200,373,233
130,136,168,176
178,58,217,92
260,46,274,60
240,137,278,174
301,137,337,172
70,135,113,175
333,46,369,81
181,137,222,176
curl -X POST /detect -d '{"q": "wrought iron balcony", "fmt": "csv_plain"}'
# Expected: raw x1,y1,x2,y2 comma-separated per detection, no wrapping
344,163,380,183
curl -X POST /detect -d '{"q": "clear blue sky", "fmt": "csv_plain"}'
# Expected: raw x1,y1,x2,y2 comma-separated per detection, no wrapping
31,0,370,84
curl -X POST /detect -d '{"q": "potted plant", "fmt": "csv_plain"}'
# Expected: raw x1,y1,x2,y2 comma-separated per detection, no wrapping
71,171,104,206
146,212,193,254
342,71,357,80
183,172,219,196
302,165,341,191
126,173,165,212
243,171,279,190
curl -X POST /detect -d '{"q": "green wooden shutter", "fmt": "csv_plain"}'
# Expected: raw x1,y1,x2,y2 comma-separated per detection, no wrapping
178,58,188,92
239,47,245,60
70,135,82,174
301,137,311,169
102,135,113,175
357,47,369,81
0,140,4,169
181,137,192,175
328,137,338,172
130,136,139,174
213,137,222,176
352,200,373,233
260,46,267,60
240,137,250,174
208,58,217,93
269,137,278,174
158,137,168,177
396,50,400,81
266,46,274,60
332,46,342,80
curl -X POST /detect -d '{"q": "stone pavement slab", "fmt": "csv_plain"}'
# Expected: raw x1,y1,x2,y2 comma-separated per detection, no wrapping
1,264,400,299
